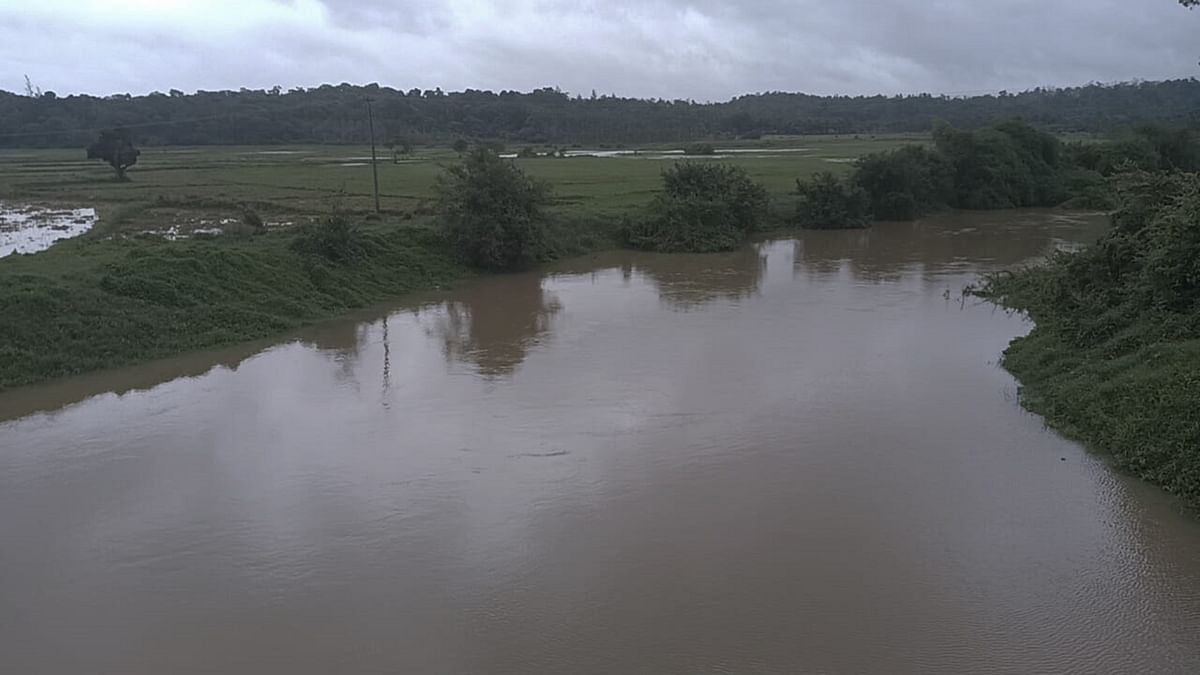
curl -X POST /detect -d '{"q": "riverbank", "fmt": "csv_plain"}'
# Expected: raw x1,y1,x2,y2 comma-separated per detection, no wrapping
982,172,1200,512
0,211,621,391
0,219,458,390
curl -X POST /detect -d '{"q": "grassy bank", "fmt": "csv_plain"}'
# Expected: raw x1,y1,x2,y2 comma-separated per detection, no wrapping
0,219,467,390
982,172,1200,511
0,204,621,391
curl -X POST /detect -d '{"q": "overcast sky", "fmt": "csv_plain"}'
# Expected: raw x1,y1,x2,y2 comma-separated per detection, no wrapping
1,0,1197,101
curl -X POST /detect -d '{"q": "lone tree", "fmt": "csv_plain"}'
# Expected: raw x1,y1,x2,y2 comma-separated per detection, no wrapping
86,129,140,180
434,146,551,270
385,137,412,163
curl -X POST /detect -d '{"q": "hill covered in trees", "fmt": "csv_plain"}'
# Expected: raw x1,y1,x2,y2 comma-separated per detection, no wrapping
2,79,1199,148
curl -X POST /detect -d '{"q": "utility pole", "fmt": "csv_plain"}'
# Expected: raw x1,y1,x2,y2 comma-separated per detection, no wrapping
365,97,381,213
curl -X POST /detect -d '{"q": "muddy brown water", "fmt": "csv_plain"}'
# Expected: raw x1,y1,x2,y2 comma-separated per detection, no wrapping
2,211,1199,674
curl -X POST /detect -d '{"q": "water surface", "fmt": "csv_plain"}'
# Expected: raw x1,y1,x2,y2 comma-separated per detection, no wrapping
3,210,1199,674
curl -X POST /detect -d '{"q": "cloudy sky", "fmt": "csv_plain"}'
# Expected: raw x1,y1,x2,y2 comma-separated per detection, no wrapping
1,0,1197,101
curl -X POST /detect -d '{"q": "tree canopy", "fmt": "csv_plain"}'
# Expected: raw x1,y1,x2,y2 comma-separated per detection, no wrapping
2,79,1199,148
433,147,552,270
85,128,140,179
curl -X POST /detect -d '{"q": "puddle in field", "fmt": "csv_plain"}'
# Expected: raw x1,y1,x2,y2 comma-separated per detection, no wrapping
137,225,225,241
0,203,98,258
554,147,813,160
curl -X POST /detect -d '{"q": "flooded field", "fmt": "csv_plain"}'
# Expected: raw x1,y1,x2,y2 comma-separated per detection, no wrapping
0,203,97,257
2,211,1199,674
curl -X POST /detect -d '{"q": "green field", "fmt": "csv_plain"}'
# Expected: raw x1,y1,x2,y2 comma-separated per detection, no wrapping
0,135,924,234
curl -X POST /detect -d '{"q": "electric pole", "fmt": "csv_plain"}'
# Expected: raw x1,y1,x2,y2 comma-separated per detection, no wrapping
365,97,381,213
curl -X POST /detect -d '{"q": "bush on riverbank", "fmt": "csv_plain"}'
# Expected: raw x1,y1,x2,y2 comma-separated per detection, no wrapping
622,162,769,252
840,120,1200,222
980,171,1200,510
852,144,952,220
434,147,552,271
291,210,365,263
794,171,871,229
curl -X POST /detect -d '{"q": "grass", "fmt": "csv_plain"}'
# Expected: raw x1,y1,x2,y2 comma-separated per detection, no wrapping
0,218,467,390
0,135,922,230
996,320,1200,511
0,135,920,390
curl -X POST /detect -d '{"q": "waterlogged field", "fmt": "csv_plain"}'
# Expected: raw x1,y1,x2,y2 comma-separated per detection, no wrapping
0,203,97,257
0,135,923,239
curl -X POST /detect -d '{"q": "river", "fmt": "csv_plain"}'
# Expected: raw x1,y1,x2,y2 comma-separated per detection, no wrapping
2,211,1199,674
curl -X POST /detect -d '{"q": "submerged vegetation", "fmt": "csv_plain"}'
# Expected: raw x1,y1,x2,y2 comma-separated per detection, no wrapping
980,171,1200,509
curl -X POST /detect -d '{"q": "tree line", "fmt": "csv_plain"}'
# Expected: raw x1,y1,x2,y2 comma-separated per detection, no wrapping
2,79,1200,148
795,120,1200,228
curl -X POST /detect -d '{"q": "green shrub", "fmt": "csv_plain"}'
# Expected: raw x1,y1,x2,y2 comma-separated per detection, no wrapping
933,120,1068,209
433,147,551,270
623,162,768,252
853,145,952,220
794,172,871,229
291,211,364,263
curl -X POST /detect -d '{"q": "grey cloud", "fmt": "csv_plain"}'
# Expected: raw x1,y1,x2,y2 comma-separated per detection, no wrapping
1,0,1196,99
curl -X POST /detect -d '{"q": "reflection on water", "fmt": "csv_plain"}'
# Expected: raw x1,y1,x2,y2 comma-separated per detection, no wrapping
5,210,1200,675
636,245,767,309
434,272,562,378
795,209,1103,281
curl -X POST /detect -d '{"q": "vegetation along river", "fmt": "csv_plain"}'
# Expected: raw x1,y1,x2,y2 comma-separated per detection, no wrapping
2,210,1199,674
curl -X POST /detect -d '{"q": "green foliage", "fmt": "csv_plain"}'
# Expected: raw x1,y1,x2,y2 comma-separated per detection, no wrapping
85,128,140,179
932,119,1067,209
794,171,871,229
622,162,769,252
452,138,469,153
433,147,551,270
853,145,952,220
682,143,716,155
291,210,365,263
845,119,1186,220
5,81,1200,148
980,172,1200,509
1065,123,1200,176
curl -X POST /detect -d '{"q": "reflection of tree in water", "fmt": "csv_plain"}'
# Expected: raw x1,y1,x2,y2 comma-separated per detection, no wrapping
635,245,768,310
793,211,1104,281
436,272,562,378
299,320,367,379
0,340,266,423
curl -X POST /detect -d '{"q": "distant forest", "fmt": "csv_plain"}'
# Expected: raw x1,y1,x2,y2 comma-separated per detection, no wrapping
2,79,1199,148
